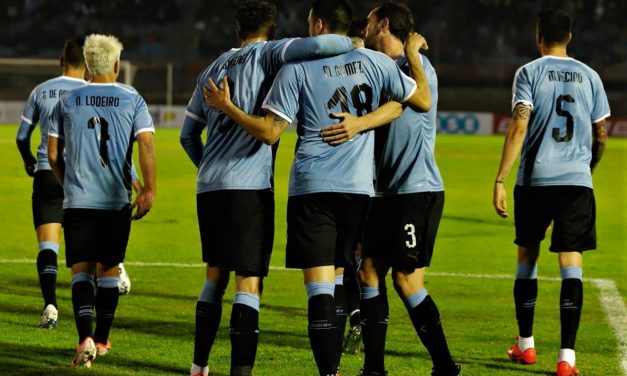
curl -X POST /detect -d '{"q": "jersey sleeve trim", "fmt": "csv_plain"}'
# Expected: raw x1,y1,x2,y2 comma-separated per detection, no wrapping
280,38,297,63
48,132,63,139
262,104,293,123
512,99,533,111
185,110,204,122
134,127,155,137
401,80,418,103
593,112,611,124
20,115,33,125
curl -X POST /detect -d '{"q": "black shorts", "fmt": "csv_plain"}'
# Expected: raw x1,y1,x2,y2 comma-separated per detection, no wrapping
286,193,370,269
514,185,596,252
197,189,274,276
364,192,444,272
32,170,64,228
64,206,131,268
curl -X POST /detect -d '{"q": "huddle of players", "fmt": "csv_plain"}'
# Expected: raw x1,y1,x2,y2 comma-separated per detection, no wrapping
182,1,452,375
16,0,608,375
186,1,609,376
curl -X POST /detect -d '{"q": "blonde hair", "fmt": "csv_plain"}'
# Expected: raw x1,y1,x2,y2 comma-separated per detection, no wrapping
83,34,123,76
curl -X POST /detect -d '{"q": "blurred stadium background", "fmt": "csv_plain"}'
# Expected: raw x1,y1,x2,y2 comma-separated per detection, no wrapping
0,0,625,134
0,2,625,374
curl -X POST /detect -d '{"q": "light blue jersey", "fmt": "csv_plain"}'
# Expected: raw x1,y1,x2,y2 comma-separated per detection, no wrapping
49,83,154,210
16,76,86,171
262,48,417,196
513,56,610,188
375,54,443,196
181,35,353,194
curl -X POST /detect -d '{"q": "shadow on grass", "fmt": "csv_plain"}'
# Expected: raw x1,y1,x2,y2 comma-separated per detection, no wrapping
0,341,188,375
443,214,511,227
463,357,555,375
260,303,306,317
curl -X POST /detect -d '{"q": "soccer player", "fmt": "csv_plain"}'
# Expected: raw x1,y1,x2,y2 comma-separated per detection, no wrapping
48,34,156,368
493,9,610,376
204,1,431,374
15,38,86,329
320,3,461,375
179,2,358,375
16,39,135,330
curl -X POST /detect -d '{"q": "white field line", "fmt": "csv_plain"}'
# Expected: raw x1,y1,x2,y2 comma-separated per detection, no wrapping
1,258,625,374
591,278,627,375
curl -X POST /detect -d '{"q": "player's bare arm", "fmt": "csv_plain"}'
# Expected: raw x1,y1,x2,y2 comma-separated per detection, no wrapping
132,131,156,220
403,32,431,113
204,76,287,144
590,118,607,173
493,103,531,218
350,37,364,49
16,131,37,176
47,136,65,185
320,101,403,145
132,178,143,195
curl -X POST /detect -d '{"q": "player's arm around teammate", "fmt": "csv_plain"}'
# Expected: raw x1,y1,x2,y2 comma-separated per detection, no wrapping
320,32,430,145
204,77,289,144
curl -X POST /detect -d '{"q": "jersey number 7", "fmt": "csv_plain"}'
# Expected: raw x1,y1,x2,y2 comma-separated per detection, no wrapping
87,116,110,167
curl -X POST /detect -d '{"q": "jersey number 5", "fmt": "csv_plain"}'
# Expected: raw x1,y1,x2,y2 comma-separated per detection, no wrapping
87,116,110,167
552,94,575,143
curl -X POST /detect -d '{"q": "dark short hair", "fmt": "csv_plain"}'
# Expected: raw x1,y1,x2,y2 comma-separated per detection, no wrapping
373,1,414,43
63,38,85,68
348,17,367,38
311,0,353,34
235,0,277,40
537,9,572,45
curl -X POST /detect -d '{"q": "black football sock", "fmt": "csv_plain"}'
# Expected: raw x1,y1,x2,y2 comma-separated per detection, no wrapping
71,273,95,343
193,280,224,368
193,301,222,367
230,292,260,376
37,248,58,308
408,295,456,371
93,277,120,344
334,279,347,366
514,278,538,338
361,292,388,374
308,293,339,376
560,277,583,349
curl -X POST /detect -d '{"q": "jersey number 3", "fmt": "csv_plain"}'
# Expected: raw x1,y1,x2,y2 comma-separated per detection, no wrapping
404,223,417,248
552,94,575,143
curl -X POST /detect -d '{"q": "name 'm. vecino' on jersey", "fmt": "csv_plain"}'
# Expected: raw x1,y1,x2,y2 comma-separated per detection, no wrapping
375,54,443,196
48,82,154,209
512,56,611,188
17,76,87,172
181,35,353,194
261,48,417,197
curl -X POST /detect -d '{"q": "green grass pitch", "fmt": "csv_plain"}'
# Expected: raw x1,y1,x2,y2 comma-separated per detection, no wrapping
0,125,624,375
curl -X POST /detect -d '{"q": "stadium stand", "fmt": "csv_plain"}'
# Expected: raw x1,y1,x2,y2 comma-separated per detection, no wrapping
1,0,625,113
